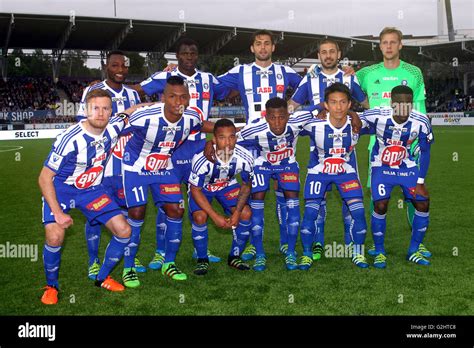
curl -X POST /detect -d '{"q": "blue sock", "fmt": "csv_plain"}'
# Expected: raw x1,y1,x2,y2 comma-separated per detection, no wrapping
371,211,387,254
408,210,430,254
155,207,166,254
301,199,321,256
43,244,61,288
230,220,251,257
97,235,130,281
192,222,208,259
164,217,183,263
286,198,300,255
85,221,101,265
342,202,352,245
250,200,265,256
124,218,143,268
275,191,288,246
314,200,326,245
346,200,367,255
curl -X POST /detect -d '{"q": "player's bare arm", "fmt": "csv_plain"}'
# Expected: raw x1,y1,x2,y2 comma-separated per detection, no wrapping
38,167,73,229
229,181,252,227
190,185,231,229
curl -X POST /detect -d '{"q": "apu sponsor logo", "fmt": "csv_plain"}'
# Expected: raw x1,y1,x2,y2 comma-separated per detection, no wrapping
280,173,298,183
112,134,132,159
160,184,181,194
18,322,55,341
381,145,407,166
340,180,361,192
266,148,293,164
86,194,112,211
323,157,345,174
257,86,273,94
74,166,103,189
145,153,170,171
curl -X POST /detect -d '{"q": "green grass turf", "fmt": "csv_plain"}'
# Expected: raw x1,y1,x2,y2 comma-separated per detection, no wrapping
0,126,472,315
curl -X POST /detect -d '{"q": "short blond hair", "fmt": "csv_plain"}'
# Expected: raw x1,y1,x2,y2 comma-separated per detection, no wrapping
379,27,403,42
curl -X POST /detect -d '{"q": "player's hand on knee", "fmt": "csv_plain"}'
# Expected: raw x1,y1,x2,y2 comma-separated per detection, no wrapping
212,214,230,229
229,211,241,228
415,183,429,198
55,212,73,229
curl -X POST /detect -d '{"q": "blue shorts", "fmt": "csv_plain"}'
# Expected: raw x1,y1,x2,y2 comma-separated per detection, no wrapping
188,183,241,216
251,162,300,193
102,175,126,208
42,183,122,225
304,172,363,200
371,166,428,202
172,138,206,184
123,169,183,208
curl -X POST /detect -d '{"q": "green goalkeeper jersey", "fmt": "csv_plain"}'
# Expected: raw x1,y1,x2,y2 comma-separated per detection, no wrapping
356,59,426,113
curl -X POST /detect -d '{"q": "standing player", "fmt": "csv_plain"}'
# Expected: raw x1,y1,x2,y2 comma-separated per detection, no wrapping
355,27,431,258
300,83,369,270
188,119,254,275
122,76,215,283
360,86,433,268
76,51,144,281
218,29,302,259
38,89,132,305
288,38,368,261
237,98,313,271
132,38,227,267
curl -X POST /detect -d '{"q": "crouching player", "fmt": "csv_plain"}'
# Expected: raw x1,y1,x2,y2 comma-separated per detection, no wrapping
300,83,369,270
360,85,433,268
38,89,132,305
189,119,254,275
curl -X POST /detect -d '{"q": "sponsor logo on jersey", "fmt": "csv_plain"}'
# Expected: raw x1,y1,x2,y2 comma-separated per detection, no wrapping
158,141,176,148
75,165,103,189
383,76,398,81
160,184,181,194
86,194,112,211
224,187,240,200
117,189,125,199
323,157,345,174
47,152,63,171
202,91,210,99
329,147,347,155
113,134,132,159
280,173,298,183
162,126,182,132
381,145,407,166
374,79,380,84
328,132,348,139
276,85,285,93
266,148,293,164
340,180,361,192
112,96,127,103
93,153,107,164
90,136,108,148
145,153,170,171
190,92,200,99
382,92,391,99
257,86,273,94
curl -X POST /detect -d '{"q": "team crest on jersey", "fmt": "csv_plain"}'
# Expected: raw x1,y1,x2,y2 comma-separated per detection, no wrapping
203,82,209,90
86,194,112,211
75,166,104,189
402,80,408,86
410,131,418,138
48,152,63,171
276,73,283,80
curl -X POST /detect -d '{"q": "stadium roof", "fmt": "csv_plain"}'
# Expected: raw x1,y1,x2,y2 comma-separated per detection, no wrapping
1,13,473,65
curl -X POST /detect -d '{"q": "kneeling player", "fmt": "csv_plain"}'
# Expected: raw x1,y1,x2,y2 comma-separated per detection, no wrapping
38,90,132,305
189,119,254,274
300,83,369,269
360,85,433,268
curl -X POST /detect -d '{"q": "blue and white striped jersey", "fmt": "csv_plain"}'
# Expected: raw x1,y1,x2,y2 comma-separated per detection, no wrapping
122,103,202,173
77,81,141,120
140,68,228,141
218,63,302,123
76,80,141,178
360,107,434,170
188,144,254,192
238,111,313,166
44,117,126,188
302,116,360,175
291,69,366,107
